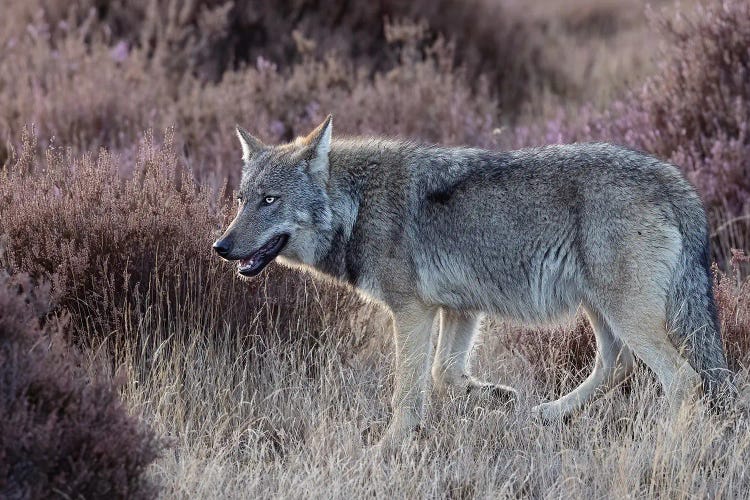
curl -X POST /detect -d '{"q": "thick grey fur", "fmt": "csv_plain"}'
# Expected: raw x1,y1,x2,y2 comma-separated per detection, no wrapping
217,117,734,444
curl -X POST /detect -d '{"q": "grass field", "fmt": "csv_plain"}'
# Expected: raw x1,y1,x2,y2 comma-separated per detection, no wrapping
125,307,750,498
1,0,749,498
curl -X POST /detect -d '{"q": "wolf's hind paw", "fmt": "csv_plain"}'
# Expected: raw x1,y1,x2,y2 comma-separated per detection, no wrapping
466,383,518,408
531,401,566,423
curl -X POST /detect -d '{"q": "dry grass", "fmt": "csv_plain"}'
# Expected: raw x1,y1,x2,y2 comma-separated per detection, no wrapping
2,0,750,497
79,251,750,498
105,280,750,498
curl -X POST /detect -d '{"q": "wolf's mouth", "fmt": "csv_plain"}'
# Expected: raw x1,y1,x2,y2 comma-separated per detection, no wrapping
236,234,289,277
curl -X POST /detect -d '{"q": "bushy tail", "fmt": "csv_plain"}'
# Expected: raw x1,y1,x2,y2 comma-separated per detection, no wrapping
667,204,736,406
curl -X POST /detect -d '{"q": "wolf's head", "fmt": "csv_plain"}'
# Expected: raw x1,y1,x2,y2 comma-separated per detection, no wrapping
213,115,334,277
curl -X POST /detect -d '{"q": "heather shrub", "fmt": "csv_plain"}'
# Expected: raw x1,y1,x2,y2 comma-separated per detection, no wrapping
0,272,161,498
0,3,499,186
0,0,666,175
715,250,750,368
0,129,377,355
181,23,498,185
381,0,565,116
0,129,216,324
638,1,750,215
10,0,562,111
514,0,750,270
0,15,175,158
639,0,750,270
519,0,750,209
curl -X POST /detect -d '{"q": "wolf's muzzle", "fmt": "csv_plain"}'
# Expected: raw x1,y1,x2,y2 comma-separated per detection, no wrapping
212,237,232,258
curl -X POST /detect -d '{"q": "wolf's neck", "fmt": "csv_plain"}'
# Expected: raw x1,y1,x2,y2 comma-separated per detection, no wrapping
309,166,363,285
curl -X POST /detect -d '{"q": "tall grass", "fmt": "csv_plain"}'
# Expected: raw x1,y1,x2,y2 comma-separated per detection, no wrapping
110,268,750,498
1,0,750,497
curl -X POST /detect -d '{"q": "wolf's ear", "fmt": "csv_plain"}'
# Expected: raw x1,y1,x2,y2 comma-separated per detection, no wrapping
303,114,332,183
236,126,265,161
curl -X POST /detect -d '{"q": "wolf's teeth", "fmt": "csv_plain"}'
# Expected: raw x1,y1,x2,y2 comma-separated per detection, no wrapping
238,258,255,269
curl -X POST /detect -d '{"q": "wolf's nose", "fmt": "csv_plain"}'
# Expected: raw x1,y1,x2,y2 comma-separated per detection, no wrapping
213,238,231,257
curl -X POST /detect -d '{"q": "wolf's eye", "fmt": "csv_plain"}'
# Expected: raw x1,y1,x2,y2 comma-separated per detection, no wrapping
263,196,277,205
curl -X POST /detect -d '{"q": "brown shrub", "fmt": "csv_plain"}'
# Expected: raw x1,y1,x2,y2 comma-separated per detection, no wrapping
0,3,499,186
715,251,750,368
504,315,596,396
12,0,562,110
0,129,216,323
0,273,161,498
0,129,376,358
181,26,498,185
0,18,175,158
651,0,750,267
514,0,750,271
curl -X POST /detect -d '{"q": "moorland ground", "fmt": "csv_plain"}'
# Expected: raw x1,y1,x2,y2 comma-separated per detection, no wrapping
1,0,750,498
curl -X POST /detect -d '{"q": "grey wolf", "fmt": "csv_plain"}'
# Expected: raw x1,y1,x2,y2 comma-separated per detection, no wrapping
213,115,734,446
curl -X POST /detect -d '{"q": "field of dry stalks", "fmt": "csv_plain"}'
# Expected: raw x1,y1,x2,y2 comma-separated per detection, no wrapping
1,0,750,498
119,288,750,498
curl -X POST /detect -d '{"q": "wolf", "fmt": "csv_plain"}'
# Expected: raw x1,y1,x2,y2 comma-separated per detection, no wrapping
213,115,734,446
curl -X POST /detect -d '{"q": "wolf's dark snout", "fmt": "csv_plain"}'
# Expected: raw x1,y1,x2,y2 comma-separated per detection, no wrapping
212,236,232,257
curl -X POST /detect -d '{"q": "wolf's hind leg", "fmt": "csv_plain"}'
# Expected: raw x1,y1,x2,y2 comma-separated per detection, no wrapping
432,308,516,405
608,301,702,412
533,306,635,421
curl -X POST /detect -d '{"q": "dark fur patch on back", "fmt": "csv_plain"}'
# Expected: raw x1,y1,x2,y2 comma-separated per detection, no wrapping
426,189,452,205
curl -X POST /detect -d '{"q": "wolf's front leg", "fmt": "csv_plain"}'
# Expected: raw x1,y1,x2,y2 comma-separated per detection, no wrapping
379,301,438,448
432,308,517,406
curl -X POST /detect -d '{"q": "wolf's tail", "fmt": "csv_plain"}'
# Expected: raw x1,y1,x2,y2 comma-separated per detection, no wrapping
667,197,735,406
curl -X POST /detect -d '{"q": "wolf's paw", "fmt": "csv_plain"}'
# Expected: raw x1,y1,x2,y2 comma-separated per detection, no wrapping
466,382,518,408
371,421,424,458
531,401,566,423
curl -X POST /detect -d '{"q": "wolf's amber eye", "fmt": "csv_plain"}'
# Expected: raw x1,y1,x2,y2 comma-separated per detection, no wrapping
263,196,277,205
